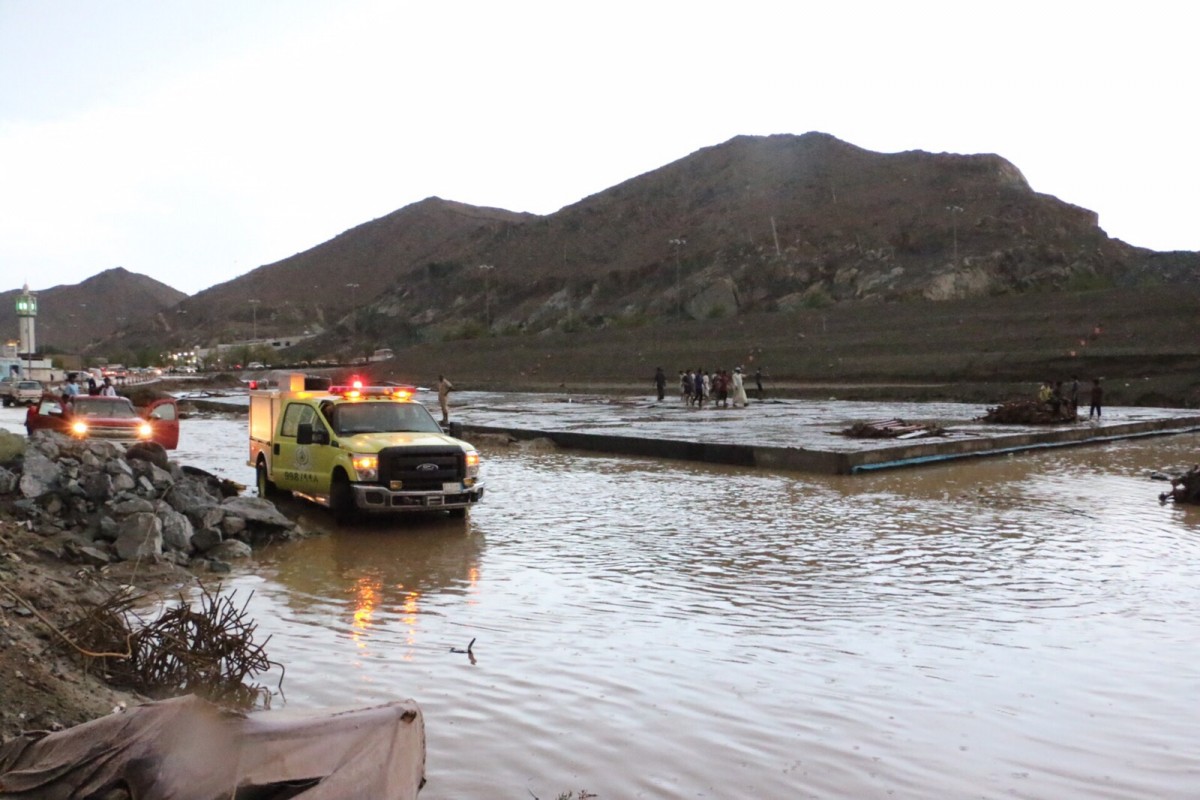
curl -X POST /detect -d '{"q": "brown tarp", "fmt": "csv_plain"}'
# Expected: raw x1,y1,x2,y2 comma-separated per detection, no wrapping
0,695,425,799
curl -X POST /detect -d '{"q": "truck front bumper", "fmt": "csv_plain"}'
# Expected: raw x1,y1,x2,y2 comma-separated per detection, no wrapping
352,482,485,513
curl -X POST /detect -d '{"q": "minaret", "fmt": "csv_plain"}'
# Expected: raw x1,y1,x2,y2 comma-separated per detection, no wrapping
15,283,37,357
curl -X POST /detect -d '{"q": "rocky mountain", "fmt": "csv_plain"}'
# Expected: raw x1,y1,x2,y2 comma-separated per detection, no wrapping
104,133,1200,359
0,268,185,353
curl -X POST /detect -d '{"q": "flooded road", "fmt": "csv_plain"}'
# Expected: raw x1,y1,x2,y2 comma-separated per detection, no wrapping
7,403,1200,798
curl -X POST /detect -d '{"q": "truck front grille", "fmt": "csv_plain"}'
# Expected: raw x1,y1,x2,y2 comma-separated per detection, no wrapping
377,446,464,490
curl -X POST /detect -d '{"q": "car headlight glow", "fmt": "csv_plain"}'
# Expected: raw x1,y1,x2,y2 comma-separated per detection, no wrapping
70,420,88,437
351,454,378,481
138,422,153,438
465,450,481,479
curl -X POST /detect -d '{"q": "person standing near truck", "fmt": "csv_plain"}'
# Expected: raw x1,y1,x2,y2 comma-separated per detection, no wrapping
437,374,454,425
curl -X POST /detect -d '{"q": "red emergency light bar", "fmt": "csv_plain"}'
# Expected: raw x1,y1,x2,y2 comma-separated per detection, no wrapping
329,384,415,400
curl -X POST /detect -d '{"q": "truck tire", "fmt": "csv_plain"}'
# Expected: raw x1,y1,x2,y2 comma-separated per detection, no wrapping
330,472,355,522
256,460,280,499
2,396,10,407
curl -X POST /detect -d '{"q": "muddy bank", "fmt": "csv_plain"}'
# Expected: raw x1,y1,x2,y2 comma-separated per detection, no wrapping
0,429,304,743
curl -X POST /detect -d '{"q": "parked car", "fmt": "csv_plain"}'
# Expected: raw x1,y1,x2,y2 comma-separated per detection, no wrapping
25,394,180,449
0,377,44,407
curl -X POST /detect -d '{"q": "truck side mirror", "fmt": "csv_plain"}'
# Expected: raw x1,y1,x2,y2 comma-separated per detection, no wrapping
297,423,328,445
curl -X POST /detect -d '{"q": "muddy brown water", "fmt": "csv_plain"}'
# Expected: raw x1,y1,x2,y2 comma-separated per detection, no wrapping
168,414,1200,800
6,406,1200,798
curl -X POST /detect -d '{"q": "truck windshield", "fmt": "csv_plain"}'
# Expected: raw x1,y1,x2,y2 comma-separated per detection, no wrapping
332,402,442,435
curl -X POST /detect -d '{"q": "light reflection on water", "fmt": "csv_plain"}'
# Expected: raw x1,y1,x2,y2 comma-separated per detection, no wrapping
221,433,1200,799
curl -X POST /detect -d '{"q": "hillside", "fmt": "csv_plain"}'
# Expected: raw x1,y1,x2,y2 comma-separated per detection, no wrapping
0,268,185,353
97,132,1200,364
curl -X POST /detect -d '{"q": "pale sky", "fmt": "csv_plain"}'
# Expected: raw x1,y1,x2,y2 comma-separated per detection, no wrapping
1,1,1196,296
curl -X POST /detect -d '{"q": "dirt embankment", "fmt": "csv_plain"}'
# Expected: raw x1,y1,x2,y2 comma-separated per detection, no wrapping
0,428,299,745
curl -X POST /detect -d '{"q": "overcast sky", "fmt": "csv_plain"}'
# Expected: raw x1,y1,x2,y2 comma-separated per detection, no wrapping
1,1,1196,297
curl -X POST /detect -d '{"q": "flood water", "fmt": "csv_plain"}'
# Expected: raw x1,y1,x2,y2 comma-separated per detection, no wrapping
8,405,1200,797
187,418,1200,799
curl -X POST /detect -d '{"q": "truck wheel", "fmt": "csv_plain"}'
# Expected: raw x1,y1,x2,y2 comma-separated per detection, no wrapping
2,396,10,407
256,461,280,499
330,473,355,522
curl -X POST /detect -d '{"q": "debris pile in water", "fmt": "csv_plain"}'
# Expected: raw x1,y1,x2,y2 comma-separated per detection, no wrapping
841,418,943,439
980,400,1077,425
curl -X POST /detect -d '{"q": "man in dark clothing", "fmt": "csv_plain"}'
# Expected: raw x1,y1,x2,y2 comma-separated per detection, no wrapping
1089,378,1103,419
653,367,667,402
754,368,764,400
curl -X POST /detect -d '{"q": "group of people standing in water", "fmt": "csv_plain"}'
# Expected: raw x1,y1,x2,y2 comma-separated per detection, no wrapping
653,366,764,409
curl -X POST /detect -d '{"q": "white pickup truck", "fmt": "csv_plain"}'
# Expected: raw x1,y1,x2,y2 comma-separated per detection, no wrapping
0,377,43,407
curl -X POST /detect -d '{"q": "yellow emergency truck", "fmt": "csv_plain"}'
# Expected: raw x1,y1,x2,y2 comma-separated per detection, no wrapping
248,374,484,518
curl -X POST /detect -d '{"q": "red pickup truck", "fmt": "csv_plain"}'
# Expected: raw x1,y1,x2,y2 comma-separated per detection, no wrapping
25,394,180,450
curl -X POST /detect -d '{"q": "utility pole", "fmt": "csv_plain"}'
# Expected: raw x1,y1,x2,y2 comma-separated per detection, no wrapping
478,264,494,330
669,237,686,318
248,299,260,342
946,205,964,265
346,283,360,336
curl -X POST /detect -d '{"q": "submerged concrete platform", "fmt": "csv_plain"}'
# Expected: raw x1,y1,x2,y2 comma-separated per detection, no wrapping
451,392,1200,474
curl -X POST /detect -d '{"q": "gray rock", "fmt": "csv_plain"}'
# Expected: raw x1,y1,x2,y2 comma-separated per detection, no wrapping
206,559,233,574
97,515,120,542
105,459,134,477
155,502,195,553
207,540,252,560
81,470,114,501
126,442,170,470
19,449,61,498
114,512,163,561
0,466,19,494
187,505,225,530
85,441,125,461
221,515,247,537
191,527,223,553
136,475,156,496
80,450,102,470
111,497,155,516
166,479,221,516
112,473,137,493
74,546,112,566
219,496,294,529
148,464,175,489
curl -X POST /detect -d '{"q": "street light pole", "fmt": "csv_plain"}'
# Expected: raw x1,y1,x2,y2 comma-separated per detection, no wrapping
248,299,260,341
478,264,494,331
346,283,360,336
946,206,963,265
669,238,686,318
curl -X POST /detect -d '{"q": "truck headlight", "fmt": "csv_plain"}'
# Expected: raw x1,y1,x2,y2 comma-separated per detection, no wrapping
138,422,153,438
71,421,88,437
465,450,481,479
351,454,378,481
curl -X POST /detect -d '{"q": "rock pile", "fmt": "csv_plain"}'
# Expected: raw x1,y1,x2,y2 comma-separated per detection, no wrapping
0,430,302,572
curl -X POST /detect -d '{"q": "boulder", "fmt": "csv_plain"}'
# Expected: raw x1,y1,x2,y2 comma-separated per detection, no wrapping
219,496,295,529
114,512,163,561
207,539,252,560
19,449,61,498
0,466,19,495
191,527,223,553
155,502,195,553
0,430,26,463
126,441,170,470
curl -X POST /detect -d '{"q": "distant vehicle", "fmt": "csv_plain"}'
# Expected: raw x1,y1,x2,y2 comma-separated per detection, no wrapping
25,394,180,449
0,377,44,407
247,362,266,370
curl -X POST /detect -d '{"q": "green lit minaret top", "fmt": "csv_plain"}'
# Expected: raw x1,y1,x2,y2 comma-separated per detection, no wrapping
15,284,37,316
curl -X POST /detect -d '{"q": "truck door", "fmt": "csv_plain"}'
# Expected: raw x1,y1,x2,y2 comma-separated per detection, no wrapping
275,402,327,492
145,399,180,450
